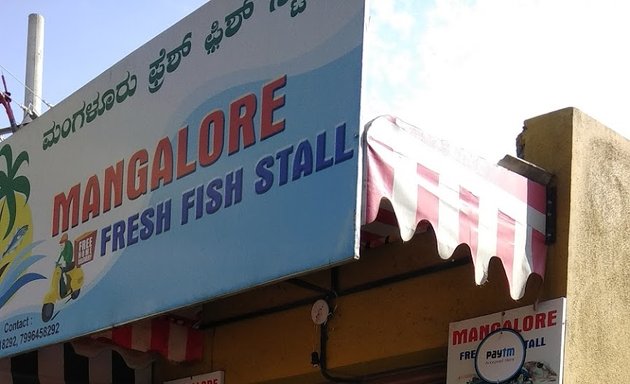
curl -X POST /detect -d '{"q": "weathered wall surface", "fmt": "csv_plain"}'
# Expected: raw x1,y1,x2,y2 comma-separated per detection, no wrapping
156,242,545,383
564,110,630,383
523,107,630,383
519,108,573,301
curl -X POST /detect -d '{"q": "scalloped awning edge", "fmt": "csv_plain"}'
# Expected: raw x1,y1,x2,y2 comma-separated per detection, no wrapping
361,116,548,300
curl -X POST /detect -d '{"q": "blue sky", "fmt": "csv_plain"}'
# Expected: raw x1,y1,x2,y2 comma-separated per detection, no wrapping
0,0,206,125
2,0,629,161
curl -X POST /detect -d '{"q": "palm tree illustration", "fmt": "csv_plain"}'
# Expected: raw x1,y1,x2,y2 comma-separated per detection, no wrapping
0,145,30,240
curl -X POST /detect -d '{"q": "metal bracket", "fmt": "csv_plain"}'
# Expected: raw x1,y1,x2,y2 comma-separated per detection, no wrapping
545,186,557,245
498,155,556,245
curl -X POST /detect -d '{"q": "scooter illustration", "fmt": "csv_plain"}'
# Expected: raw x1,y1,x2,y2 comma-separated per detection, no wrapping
41,234,84,322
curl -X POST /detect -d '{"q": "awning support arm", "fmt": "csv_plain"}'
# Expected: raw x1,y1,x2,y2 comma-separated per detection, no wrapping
498,155,556,245
199,259,469,329
287,278,332,295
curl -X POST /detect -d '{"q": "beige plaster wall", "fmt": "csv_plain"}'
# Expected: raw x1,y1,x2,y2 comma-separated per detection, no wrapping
522,108,630,383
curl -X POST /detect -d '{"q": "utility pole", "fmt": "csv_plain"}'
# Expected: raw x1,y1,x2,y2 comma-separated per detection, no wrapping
23,13,44,125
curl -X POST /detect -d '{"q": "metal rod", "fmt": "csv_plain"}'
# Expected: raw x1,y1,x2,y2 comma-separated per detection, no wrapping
200,295,325,328
199,258,469,329
338,258,469,297
286,278,332,294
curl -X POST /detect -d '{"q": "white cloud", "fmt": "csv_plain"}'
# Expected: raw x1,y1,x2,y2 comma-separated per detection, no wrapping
364,0,630,161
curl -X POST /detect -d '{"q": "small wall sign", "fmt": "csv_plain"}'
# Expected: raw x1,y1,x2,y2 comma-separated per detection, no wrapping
446,298,566,384
474,328,526,383
164,371,224,384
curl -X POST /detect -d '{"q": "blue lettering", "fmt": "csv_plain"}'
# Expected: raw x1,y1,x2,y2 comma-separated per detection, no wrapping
99,202,169,255
334,123,353,164
206,178,223,214
255,156,274,194
224,168,243,207
253,122,354,193
127,213,140,246
140,208,154,240
276,146,293,186
181,188,195,225
293,140,313,181
156,200,171,234
100,226,112,256
487,347,516,359
112,220,126,252
195,185,204,220
315,131,333,172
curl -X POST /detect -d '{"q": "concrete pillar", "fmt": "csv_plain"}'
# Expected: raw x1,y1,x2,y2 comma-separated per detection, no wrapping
23,13,44,123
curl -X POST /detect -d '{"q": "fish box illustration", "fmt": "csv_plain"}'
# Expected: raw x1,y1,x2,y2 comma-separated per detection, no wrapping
74,231,97,266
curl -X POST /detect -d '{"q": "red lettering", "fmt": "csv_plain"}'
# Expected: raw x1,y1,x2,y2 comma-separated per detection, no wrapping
452,329,468,345
104,160,124,213
228,93,257,154
82,175,100,223
199,110,225,167
52,74,292,233
261,75,287,140
523,315,534,331
128,149,148,200
512,318,521,332
151,137,174,190
469,327,479,343
479,324,490,340
491,322,501,332
176,125,196,179
535,312,546,329
547,310,557,327
52,184,81,236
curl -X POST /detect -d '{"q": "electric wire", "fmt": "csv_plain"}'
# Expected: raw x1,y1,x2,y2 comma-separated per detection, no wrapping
0,75,29,116
0,63,54,109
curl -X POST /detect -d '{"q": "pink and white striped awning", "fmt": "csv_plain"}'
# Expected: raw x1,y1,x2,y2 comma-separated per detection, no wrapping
89,315,203,364
361,116,547,300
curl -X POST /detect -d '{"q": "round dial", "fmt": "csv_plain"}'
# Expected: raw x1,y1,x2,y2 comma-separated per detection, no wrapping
311,299,330,325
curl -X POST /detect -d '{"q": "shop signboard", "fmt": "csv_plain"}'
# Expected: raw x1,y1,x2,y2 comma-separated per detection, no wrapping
0,0,365,357
447,298,566,384
165,371,224,384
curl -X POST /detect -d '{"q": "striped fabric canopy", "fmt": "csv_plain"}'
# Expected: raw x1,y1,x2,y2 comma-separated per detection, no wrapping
361,116,547,300
91,315,203,363
0,343,150,384
0,316,199,383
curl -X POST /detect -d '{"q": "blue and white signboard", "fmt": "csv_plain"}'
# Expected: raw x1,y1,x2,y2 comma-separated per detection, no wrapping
0,0,365,357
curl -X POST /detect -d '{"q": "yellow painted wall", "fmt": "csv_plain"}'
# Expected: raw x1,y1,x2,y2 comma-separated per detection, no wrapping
156,248,560,383
522,108,630,383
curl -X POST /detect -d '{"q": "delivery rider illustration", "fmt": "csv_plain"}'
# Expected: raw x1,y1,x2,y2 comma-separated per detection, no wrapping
57,233,75,297
42,232,84,322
